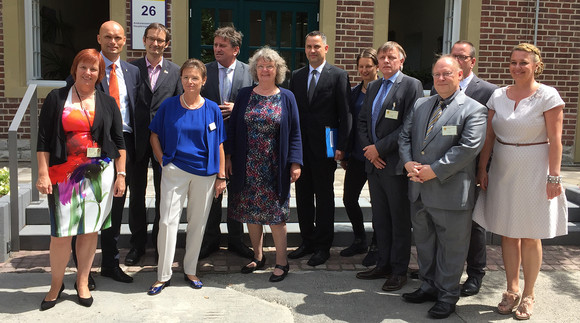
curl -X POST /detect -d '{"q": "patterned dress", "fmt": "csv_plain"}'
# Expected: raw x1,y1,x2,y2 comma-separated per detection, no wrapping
48,90,115,237
228,91,289,225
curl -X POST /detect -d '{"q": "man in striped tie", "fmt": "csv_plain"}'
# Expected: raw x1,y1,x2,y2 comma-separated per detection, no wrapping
398,55,487,319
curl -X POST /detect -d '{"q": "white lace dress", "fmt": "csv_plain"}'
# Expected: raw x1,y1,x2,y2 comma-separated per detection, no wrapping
472,84,568,239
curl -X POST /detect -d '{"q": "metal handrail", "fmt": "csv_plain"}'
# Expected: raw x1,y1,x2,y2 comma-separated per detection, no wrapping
8,84,39,252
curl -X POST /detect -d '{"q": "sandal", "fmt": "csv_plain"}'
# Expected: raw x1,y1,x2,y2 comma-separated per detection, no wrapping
497,290,521,314
515,295,534,320
240,255,266,274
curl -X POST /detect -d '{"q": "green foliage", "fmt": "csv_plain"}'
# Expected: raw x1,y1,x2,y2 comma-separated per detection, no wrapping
0,167,9,197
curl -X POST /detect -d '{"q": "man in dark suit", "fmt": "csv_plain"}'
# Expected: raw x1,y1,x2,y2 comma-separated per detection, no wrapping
431,41,498,296
399,55,487,319
288,31,351,266
355,42,423,291
125,23,183,265
199,26,254,260
97,20,140,283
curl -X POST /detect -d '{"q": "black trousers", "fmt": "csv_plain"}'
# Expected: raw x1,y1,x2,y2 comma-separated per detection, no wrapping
100,132,135,269
201,193,245,249
129,145,161,253
367,171,411,276
295,153,337,252
342,157,368,239
466,220,487,280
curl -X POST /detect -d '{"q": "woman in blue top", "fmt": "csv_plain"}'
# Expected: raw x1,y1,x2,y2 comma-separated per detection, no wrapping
226,47,303,282
147,59,227,295
340,48,379,265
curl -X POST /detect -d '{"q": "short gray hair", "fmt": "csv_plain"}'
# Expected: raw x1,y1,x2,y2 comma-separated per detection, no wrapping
248,46,288,85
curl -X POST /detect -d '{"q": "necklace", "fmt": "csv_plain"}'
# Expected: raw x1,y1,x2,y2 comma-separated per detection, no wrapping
181,94,204,110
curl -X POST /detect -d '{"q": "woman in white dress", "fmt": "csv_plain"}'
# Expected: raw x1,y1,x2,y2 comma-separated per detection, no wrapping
472,43,567,320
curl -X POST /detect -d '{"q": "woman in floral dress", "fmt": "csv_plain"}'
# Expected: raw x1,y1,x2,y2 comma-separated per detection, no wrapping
226,47,302,282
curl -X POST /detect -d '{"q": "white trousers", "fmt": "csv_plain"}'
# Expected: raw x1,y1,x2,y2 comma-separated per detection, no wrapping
157,163,215,281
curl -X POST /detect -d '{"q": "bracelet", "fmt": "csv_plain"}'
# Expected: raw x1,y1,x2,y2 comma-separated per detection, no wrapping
547,175,562,184
117,172,127,177
216,177,227,181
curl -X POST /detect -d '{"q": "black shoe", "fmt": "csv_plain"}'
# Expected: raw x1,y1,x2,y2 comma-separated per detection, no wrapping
382,274,408,291
241,255,266,274
340,239,368,257
428,301,456,319
125,248,145,266
269,263,290,282
101,266,133,283
307,250,330,266
461,276,481,296
228,243,255,259
40,283,65,311
198,243,220,260
408,268,420,280
356,266,391,280
88,273,96,291
362,245,378,267
402,288,438,304
288,244,315,259
74,282,94,307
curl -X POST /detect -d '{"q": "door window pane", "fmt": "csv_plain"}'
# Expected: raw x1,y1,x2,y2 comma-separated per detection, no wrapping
201,8,214,45
280,12,292,47
265,11,277,47
295,12,308,48
249,10,261,47
219,9,233,27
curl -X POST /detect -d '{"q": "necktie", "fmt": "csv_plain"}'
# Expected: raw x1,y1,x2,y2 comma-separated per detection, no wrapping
425,100,444,142
371,79,391,143
308,70,317,103
220,67,232,104
109,64,121,109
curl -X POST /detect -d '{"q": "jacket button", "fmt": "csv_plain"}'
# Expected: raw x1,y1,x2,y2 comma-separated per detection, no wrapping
421,151,425,155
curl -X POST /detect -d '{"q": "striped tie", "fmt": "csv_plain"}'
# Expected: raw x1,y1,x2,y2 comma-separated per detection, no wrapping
425,100,444,142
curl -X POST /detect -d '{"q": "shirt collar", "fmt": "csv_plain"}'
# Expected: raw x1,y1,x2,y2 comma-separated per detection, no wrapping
439,89,461,106
218,60,237,70
101,52,120,69
383,71,400,84
460,72,474,90
309,61,326,74
146,56,164,69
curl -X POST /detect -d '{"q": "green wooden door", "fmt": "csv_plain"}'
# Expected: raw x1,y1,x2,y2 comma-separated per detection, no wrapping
189,0,319,72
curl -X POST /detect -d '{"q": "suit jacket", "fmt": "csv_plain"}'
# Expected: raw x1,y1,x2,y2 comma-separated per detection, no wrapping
289,63,351,160
398,91,487,210
431,74,497,106
37,84,125,167
96,60,141,153
358,73,423,175
201,60,253,104
131,57,183,160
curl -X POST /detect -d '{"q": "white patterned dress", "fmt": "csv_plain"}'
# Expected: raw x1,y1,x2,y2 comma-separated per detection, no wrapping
472,84,568,239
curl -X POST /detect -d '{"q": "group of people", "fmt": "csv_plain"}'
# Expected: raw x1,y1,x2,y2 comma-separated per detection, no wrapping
35,19,568,320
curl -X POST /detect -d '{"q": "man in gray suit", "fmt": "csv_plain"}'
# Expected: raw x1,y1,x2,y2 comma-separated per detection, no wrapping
399,55,487,319
355,42,423,291
126,23,183,265
199,26,254,260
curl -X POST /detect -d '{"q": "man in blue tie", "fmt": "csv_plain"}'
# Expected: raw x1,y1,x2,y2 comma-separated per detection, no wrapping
355,42,423,292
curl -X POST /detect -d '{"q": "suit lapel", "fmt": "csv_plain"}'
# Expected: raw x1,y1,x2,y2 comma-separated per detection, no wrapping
423,93,464,148
230,60,244,101
464,76,479,98
155,62,170,93
136,59,152,92
377,73,403,125
419,96,439,148
311,64,331,104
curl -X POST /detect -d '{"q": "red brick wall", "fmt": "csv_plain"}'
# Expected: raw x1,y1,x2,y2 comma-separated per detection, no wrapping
478,0,580,146
334,0,375,85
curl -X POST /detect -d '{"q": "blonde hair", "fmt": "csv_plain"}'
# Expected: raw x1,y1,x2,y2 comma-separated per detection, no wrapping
512,43,544,77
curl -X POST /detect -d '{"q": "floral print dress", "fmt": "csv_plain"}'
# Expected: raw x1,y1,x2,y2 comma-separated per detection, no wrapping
228,92,289,225
48,90,115,237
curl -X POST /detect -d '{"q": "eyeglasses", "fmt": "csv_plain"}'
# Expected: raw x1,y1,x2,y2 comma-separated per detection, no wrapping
453,54,471,61
146,36,166,44
432,72,455,79
257,65,276,71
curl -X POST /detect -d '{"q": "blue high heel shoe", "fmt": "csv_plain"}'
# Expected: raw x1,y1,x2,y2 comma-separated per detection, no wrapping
40,283,65,311
184,274,203,289
147,280,171,295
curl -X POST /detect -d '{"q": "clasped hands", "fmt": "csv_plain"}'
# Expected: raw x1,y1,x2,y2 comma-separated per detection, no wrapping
404,161,436,183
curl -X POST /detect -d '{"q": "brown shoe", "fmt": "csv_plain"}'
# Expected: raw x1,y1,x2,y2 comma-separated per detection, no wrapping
356,266,391,280
382,274,407,291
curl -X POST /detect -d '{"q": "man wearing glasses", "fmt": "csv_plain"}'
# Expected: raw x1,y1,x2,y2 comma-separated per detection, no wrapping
127,23,183,266
433,41,497,297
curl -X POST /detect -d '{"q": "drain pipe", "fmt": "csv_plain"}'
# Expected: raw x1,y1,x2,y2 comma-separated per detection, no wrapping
533,0,539,45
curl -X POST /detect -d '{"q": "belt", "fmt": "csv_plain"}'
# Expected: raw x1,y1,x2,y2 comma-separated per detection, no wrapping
496,138,548,147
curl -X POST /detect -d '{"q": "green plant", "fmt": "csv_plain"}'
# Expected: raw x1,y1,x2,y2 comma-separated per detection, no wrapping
0,167,9,197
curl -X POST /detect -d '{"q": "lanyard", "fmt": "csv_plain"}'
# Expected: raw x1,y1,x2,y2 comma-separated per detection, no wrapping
73,85,96,145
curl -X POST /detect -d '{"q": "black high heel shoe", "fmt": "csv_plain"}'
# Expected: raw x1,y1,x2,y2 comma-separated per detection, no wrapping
40,283,65,311
74,282,94,307
269,263,290,282
241,255,266,274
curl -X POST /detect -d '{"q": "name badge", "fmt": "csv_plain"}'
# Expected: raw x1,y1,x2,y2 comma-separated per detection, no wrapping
385,110,399,120
87,147,101,158
442,126,457,136
209,122,216,131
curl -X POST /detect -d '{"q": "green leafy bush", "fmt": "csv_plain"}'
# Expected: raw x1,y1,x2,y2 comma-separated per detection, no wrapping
0,167,9,197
